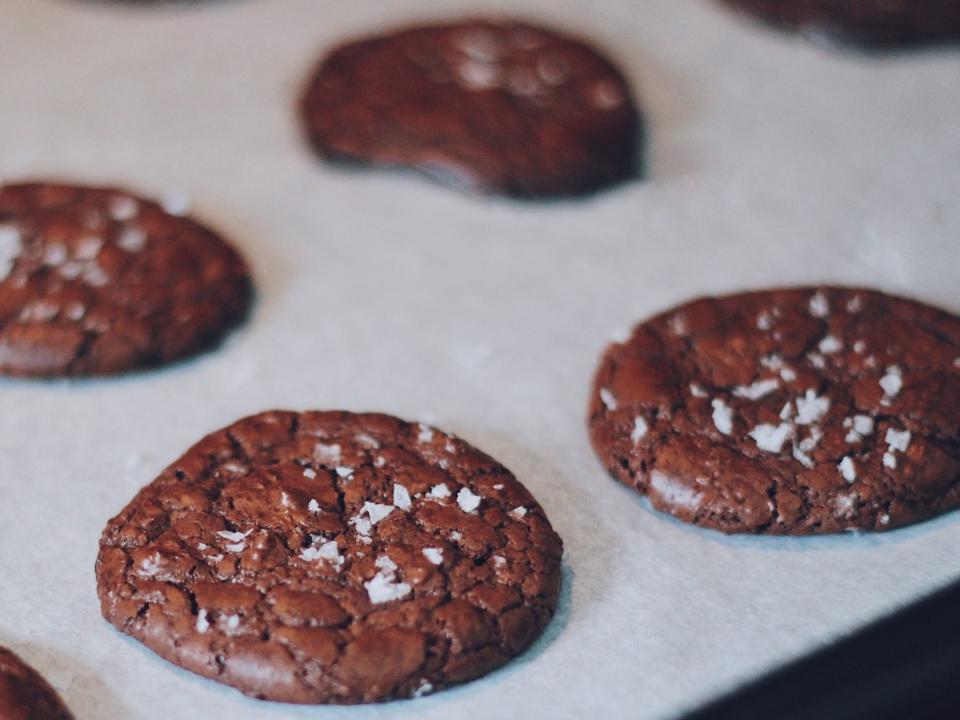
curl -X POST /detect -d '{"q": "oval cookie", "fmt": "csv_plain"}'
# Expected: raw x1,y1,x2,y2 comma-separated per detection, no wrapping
0,182,252,377
301,19,642,199
96,411,563,703
589,287,960,534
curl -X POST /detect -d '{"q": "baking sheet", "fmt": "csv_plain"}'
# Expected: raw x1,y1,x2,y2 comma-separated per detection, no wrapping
1,0,958,718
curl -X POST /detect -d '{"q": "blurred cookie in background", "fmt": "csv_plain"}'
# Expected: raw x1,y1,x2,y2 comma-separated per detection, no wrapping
716,0,960,50
301,19,643,199
0,646,74,720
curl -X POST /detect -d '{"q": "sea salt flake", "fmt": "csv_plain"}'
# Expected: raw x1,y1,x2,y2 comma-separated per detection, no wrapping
108,195,139,221
690,383,708,398
853,340,867,354
711,399,733,435
807,352,826,369
835,492,857,516
879,366,903,400
412,681,434,698
630,416,649,442
733,378,779,400
493,483,504,490
43,243,67,266
428,483,451,499
314,442,341,463
883,452,897,469
65,302,86,321
300,538,343,569
335,466,354,479
599,388,618,411
217,529,251,544
589,78,624,110
749,423,793,453
756,311,773,331
19,300,59,323
809,291,830,318
138,553,163,576
0,225,22,280
160,190,190,216
509,506,528,519
650,471,703,511
457,487,482,513
355,433,379,448
417,424,435,443
422,548,443,565
844,415,875,443
492,556,508,570
879,513,891,525
303,468,317,479
450,531,463,542
885,428,911,453
359,502,394,526
847,295,864,313
796,389,830,425
82,262,109,287
195,609,210,634
792,427,823,469
839,457,857,483
537,55,569,85
365,556,411,604
393,483,412,510
226,614,240,631
780,401,795,421
818,336,843,354
780,367,798,382
116,227,147,252
308,499,320,513
75,236,103,260
760,354,784,370
457,60,500,90
668,314,688,336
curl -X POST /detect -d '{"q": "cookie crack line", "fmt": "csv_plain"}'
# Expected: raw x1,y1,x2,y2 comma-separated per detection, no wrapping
589,286,960,535
96,410,563,704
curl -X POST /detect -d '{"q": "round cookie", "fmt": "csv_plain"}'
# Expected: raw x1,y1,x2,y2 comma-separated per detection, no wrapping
589,287,960,535
96,411,563,704
0,646,74,720
0,182,252,377
716,0,960,49
300,19,642,199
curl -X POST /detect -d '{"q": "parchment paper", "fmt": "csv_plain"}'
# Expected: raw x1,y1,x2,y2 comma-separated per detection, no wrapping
1,1,958,718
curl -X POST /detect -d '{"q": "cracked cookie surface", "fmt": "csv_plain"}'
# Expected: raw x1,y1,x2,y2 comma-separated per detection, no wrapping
0,646,74,720
96,411,563,704
0,182,251,377
589,287,960,535
716,0,960,49
300,19,641,199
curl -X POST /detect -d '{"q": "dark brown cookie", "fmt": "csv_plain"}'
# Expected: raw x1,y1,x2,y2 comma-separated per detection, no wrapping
96,411,563,704
300,19,641,199
0,182,252,377
0,647,74,720
716,0,960,49
589,287,960,535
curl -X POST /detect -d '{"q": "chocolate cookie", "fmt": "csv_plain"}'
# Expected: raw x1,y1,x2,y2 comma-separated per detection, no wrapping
589,287,960,535
0,182,252,377
96,411,563,704
0,646,74,720
716,0,960,49
300,20,641,199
